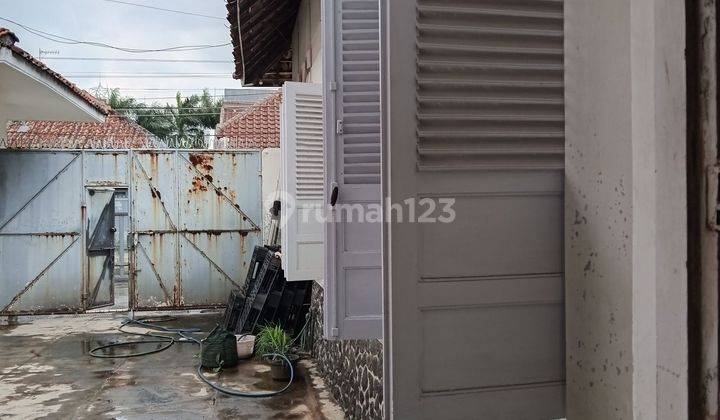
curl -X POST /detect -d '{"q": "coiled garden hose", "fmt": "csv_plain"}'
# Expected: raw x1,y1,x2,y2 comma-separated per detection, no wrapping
195,353,294,397
88,315,294,398
88,316,189,358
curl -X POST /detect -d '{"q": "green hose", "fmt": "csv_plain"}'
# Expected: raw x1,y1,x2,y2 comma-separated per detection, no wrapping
88,315,294,397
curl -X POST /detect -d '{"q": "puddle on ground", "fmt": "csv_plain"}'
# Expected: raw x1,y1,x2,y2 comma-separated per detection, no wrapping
0,312,339,419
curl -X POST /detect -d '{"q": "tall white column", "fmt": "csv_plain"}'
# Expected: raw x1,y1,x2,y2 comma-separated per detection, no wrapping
0,115,7,147
565,0,687,418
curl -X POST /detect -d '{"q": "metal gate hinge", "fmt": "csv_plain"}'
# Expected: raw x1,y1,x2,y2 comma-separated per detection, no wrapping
329,82,337,91
331,327,339,337
336,120,344,135
707,164,720,230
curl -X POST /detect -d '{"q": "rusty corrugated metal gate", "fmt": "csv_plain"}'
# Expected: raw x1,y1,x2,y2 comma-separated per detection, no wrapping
0,150,262,314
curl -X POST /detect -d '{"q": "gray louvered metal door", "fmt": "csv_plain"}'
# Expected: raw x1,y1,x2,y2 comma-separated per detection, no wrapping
384,0,565,418
324,0,383,339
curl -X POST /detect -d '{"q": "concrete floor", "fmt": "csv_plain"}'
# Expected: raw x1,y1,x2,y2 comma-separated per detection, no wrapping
0,311,344,420
87,281,129,313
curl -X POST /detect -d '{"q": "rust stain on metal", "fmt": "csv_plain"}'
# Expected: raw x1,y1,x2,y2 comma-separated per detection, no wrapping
87,181,125,187
37,232,80,238
149,152,159,178
173,284,181,306
150,185,162,200
191,177,208,193
189,153,214,172
188,153,215,194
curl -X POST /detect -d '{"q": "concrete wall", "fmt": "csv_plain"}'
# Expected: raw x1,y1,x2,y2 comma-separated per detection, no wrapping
291,0,322,83
309,283,383,420
565,0,687,418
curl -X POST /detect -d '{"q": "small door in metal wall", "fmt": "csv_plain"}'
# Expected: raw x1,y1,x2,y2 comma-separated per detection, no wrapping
86,188,115,309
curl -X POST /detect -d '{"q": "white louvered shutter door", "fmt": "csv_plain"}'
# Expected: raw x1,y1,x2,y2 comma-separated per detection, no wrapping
281,82,325,283
323,0,382,339
386,0,566,418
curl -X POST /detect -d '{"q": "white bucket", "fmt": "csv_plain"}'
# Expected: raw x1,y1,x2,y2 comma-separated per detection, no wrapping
236,334,255,359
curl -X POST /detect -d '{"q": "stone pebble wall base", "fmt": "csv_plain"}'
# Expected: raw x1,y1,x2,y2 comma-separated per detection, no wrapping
309,283,383,420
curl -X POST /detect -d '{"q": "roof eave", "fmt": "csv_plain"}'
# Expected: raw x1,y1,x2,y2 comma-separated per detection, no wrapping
226,0,300,86
0,48,106,123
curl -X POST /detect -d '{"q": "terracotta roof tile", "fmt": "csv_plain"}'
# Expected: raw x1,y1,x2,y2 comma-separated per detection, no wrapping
215,92,281,149
219,101,257,125
4,115,161,149
0,28,111,116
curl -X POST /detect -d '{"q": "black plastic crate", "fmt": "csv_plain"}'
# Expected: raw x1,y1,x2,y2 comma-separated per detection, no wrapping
236,246,282,333
221,288,245,332
247,271,287,333
278,280,312,336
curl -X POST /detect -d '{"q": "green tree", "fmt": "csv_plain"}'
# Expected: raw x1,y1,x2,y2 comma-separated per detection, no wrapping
103,88,222,148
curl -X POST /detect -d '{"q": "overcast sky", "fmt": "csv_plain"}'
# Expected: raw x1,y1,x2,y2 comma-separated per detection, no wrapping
0,0,237,104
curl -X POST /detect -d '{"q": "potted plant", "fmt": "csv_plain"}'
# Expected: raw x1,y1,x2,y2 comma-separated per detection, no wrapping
255,325,299,381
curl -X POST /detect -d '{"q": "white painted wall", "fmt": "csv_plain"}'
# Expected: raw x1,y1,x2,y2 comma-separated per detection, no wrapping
261,148,281,245
291,0,323,83
565,0,687,418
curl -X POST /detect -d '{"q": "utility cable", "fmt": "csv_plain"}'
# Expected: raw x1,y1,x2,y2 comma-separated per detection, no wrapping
41,57,233,63
0,17,230,52
67,75,232,79
102,0,226,21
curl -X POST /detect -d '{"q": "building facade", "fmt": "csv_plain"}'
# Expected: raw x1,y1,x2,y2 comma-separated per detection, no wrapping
227,0,709,418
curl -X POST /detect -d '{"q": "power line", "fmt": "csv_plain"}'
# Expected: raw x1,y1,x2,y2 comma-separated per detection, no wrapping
130,95,227,100
102,0,225,20
0,17,231,53
129,112,221,117
90,87,218,91
41,57,233,63
113,106,221,110
117,108,221,113
5,132,228,138
68,74,232,78
67,71,230,75
87,87,277,92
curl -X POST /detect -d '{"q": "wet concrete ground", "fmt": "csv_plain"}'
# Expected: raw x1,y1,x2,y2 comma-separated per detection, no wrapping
0,311,344,419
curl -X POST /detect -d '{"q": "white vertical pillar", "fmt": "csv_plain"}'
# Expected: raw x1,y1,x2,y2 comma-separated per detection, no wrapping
565,0,687,418
0,114,7,147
